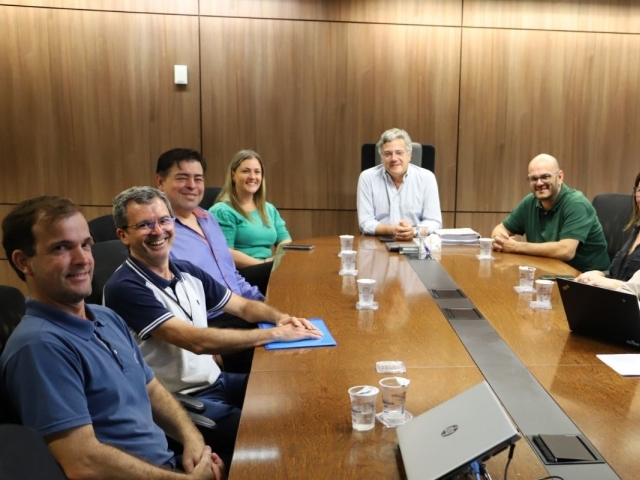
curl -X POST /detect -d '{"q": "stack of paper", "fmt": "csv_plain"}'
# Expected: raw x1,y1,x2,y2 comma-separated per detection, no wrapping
434,228,481,245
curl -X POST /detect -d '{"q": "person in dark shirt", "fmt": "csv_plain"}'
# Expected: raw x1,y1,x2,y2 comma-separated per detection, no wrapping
577,172,640,286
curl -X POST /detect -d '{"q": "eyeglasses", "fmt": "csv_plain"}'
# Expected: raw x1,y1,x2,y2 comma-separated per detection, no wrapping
125,217,175,234
527,171,559,184
382,150,407,159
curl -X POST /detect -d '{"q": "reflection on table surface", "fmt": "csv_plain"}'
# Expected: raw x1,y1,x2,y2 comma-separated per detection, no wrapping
229,236,640,480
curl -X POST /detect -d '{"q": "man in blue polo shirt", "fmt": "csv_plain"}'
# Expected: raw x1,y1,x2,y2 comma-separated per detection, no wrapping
0,196,222,480
491,154,610,272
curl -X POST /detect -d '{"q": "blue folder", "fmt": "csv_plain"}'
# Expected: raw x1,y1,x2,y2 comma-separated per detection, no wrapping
258,318,337,350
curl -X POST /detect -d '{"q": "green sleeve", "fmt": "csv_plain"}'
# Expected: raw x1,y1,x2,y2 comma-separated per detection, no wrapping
209,203,238,248
502,196,531,236
268,203,291,244
558,200,592,243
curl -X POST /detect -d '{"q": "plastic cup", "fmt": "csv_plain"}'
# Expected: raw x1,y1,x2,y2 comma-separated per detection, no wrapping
379,377,411,426
534,279,554,307
340,235,354,255
356,279,378,310
519,266,536,290
339,250,358,276
349,385,379,431
478,238,493,258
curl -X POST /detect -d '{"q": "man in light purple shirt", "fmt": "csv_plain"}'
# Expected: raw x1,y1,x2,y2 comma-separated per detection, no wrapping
156,148,265,373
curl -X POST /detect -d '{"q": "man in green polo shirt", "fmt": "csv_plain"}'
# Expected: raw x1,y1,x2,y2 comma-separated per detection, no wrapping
491,154,610,272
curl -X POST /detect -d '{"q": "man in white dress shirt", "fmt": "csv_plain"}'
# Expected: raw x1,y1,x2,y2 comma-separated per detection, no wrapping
357,128,442,241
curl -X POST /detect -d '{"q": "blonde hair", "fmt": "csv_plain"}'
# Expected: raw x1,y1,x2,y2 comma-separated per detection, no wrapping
217,150,269,226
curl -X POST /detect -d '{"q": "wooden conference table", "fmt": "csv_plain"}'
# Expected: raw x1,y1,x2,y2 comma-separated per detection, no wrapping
228,237,640,480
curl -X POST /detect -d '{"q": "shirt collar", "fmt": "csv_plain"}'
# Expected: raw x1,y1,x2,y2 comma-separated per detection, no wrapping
192,207,207,219
535,184,569,212
25,299,102,340
382,164,411,183
126,255,182,287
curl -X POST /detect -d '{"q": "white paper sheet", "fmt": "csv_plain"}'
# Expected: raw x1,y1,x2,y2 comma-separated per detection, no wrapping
596,354,640,376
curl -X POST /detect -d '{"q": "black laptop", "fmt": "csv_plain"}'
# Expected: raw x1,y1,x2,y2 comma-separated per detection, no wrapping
557,278,640,348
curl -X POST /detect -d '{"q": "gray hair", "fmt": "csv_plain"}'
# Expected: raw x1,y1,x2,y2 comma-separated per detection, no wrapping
112,186,174,229
376,128,412,156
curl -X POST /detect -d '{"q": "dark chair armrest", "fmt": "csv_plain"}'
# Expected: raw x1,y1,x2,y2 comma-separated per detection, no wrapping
188,412,216,430
174,392,205,414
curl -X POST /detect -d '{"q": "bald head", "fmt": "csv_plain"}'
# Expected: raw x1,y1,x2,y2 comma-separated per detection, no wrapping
527,153,563,208
529,154,559,172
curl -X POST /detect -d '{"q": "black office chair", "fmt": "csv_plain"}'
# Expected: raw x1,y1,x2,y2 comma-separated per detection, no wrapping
592,193,635,261
0,286,66,479
86,240,129,305
198,186,222,210
0,285,26,355
88,214,119,243
0,424,68,479
361,142,435,173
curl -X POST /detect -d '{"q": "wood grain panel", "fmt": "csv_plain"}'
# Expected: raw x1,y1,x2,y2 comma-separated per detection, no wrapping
455,212,512,238
457,28,640,211
277,209,359,241
532,365,640,476
0,260,27,293
200,18,461,211
463,0,640,34
0,1,197,14
439,247,633,367
201,0,462,26
0,6,200,205
231,368,547,480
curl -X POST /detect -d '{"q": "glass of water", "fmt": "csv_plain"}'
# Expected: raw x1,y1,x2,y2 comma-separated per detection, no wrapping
349,385,379,431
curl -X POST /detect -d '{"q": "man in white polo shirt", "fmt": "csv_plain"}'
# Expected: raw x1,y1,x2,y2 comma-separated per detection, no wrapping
104,186,321,468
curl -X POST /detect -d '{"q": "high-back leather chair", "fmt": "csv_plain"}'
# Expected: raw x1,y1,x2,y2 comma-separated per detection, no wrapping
88,214,119,243
198,186,222,210
86,240,129,305
0,285,26,356
592,193,635,261
361,142,435,173
0,424,68,479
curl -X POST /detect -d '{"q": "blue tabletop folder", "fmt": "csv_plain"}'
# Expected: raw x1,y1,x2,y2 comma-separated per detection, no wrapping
258,318,337,350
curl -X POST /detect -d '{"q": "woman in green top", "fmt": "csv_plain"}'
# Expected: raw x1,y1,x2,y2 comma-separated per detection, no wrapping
210,150,292,271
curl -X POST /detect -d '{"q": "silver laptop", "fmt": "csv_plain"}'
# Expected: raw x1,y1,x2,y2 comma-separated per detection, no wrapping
397,381,520,480
557,277,640,348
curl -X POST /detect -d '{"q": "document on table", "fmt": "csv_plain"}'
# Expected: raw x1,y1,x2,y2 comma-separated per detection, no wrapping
596,354,640,376
258,318,337,350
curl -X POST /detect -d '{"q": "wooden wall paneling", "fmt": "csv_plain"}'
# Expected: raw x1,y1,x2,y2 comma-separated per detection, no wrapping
200,0,463,26
442,211,454,229
457,28,640,212
455,212,512,238
200,17,461,212
463,0,640,34
0,1,198,14
0,260,27,294
278,209,359,241
81,206,114,222
0,6,201,206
